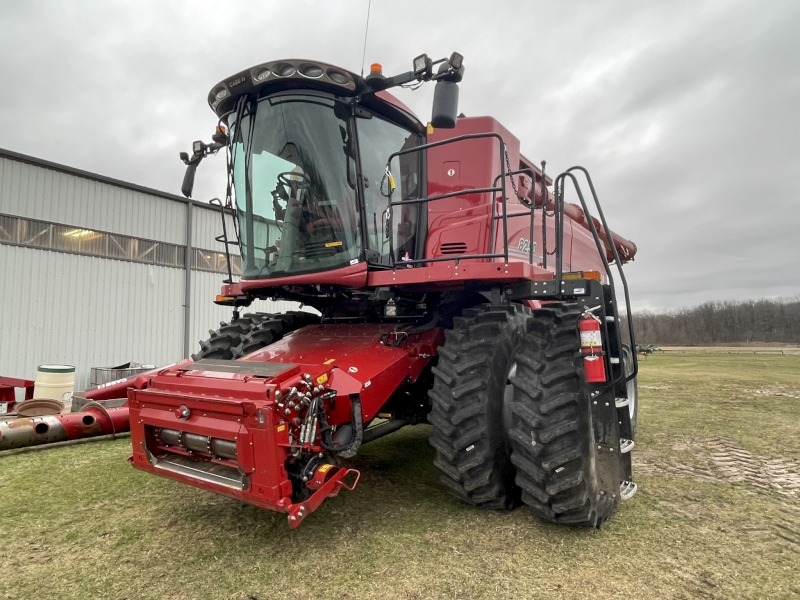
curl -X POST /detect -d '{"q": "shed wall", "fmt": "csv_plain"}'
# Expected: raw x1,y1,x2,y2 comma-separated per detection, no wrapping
0,149,309,394
0,244,303,391
0,156,188,245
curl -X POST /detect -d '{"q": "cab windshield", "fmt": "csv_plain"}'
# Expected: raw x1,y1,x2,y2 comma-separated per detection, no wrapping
230,94,360,278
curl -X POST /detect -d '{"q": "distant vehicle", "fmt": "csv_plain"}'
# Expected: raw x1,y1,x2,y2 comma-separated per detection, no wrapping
637,344,661,356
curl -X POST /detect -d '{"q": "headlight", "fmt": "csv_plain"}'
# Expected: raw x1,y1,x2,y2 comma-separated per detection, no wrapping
272,62,296,77
326,69,348,85
298,63,323,78
253,69,271,82
413,53,429,74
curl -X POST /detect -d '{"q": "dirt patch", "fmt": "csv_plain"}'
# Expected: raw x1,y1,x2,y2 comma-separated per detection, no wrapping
637,437,800,498
705,438,800,496
640,439,800,555
741,385,800,399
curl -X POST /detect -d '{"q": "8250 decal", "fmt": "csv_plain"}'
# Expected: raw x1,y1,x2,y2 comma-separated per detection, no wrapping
517,238,536,253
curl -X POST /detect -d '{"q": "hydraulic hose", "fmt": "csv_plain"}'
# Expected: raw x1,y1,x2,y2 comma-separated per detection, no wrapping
320,396,362,458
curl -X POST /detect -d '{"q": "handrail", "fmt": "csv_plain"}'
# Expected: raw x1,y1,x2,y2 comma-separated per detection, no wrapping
383,132,508,269
541,161,548,270
210,198,236,285
566,166,638,383
491,168,538,264
552,171,633,391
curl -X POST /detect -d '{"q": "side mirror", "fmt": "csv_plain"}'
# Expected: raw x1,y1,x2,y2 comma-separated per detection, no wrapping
181,163,197,198
431,80,459,128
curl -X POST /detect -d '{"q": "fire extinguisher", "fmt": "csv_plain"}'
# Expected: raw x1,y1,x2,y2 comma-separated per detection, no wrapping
579,309,607,383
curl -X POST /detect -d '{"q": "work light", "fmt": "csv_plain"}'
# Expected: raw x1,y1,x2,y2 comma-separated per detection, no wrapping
413,53,432,78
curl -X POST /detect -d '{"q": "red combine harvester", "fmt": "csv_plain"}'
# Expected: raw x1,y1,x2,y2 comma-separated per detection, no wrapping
125,53,640,528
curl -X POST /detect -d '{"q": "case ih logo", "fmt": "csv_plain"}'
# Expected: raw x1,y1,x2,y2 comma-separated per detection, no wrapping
228,76,246,87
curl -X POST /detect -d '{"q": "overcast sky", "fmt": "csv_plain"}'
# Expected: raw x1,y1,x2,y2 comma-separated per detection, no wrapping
1,0,797,310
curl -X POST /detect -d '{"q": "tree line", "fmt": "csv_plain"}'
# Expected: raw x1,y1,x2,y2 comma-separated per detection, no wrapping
620,297,800,346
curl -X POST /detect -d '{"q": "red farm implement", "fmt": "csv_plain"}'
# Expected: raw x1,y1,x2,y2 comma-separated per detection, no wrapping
122,53,639,528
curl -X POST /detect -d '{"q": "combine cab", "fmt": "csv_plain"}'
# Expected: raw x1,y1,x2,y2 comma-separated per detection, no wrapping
127,53,639,528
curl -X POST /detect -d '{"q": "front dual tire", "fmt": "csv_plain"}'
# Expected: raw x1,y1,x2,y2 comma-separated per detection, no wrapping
428,302,621,527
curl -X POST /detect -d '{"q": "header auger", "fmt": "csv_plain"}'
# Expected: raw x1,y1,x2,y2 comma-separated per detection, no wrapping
121,51,639,528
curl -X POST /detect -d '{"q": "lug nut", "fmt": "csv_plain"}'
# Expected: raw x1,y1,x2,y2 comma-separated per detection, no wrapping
284,408,291,415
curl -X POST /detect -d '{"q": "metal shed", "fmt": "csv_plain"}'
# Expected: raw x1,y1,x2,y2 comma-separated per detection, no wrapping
0,147,304,392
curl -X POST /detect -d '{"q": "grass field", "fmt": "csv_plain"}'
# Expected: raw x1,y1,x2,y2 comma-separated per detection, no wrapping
1,354,799,599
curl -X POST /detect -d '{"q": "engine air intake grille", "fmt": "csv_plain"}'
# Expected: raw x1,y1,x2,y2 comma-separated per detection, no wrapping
440,242,468,255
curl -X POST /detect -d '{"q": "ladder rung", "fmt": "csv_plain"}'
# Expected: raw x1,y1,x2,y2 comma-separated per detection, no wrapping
620,438,634,454
620,480,638,500
615,397,630,408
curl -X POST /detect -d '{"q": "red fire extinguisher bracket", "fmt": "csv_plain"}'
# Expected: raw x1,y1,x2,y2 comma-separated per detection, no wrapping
579,311,607,383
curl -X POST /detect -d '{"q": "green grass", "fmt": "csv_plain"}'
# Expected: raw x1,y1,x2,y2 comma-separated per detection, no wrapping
1,354,799,599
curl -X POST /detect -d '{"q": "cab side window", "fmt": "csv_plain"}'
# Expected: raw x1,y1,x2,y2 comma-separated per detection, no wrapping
357,115,421,263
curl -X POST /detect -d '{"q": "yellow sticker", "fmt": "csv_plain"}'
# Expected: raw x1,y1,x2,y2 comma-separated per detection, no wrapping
318,464,333,473
317,373,329,384
277,424,286,432
325,241,343,248
427,123,434,134
323,358,335,365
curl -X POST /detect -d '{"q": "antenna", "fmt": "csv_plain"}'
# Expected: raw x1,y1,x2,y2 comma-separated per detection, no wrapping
360,0,372,77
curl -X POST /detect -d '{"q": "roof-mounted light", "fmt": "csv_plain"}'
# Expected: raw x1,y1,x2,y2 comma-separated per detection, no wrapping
253,68,271,82
298,63,323,78
272,62,296,77
326,69,349,85
413,53,432,78
208,60,359,115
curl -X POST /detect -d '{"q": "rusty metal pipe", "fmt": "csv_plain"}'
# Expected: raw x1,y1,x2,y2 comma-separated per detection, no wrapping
0,407,130,451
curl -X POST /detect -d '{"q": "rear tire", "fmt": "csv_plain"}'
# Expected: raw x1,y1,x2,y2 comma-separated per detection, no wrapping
192,311,319,361
508,303,618,527
428,303,530,509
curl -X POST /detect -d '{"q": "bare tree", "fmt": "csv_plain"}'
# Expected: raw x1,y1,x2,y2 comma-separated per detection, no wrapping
624,297,800,345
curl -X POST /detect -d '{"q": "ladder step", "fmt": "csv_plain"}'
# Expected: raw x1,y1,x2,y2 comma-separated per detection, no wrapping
615,397,630,408
620,480,638,500
620,438,635,454
610,357,620,364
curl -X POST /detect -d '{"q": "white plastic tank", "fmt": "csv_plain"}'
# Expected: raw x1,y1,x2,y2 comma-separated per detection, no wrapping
34,365,75,413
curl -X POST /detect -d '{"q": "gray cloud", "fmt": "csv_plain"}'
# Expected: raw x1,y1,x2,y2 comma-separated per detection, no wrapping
1,0,797,310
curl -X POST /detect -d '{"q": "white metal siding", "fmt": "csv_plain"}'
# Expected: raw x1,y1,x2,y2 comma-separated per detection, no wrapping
0,152,318,394
188,270,305,357
0,157,187,244
0,245,310,392
192,203,238,253
0,244,183,391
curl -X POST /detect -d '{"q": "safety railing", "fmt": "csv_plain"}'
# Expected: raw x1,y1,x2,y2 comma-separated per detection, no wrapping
490,168,538,264
210,198,239,285
551,169,639,386
383,132,516,268
382,135,640,386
